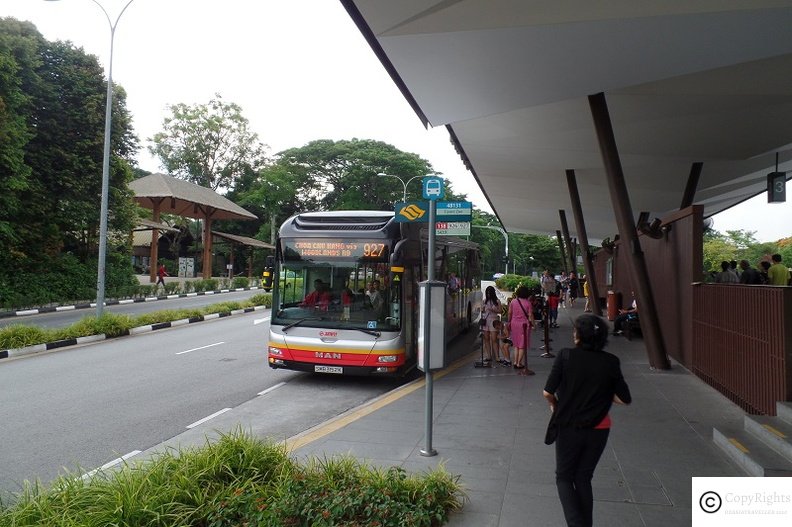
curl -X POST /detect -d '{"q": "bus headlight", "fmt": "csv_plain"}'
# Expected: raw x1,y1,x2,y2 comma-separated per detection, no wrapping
269,347,283,356
377,355,398,363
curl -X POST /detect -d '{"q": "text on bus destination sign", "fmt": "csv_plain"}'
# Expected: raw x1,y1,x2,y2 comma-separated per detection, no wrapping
291,240,388,259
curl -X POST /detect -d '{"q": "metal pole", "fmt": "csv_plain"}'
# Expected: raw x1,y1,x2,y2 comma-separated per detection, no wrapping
471,224,508,275
421,199,438,457
62,0,135,317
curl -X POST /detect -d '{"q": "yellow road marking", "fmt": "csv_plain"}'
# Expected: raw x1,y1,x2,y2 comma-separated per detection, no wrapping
762,424,787,438
285,350,476,452
728,438,749,453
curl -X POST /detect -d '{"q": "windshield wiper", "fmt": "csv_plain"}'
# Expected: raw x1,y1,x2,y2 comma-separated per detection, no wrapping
354,328,381,338
282,317,323,332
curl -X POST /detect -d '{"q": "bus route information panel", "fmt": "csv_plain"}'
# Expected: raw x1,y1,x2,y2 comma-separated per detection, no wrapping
284,239,389,261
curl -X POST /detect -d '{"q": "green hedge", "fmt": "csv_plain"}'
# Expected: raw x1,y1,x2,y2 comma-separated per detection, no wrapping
0,430,464,527
0,294,272,350
494,274,540,293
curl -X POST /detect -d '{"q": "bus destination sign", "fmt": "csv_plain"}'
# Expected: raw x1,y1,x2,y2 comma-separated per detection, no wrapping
286,239,389,261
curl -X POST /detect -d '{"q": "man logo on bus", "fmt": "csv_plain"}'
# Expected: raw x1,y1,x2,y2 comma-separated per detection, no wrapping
399,204,426,221
316,352,342,360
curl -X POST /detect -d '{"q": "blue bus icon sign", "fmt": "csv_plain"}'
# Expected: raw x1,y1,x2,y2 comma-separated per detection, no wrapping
422,176,444,200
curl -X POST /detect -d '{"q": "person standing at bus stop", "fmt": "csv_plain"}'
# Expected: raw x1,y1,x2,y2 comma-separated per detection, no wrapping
508,285,535,375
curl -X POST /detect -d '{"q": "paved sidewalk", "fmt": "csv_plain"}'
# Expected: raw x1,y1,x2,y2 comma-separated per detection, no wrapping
288,302,747,526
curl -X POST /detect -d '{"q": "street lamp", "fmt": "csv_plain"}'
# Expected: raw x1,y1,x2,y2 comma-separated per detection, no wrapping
377,172,423,203
472,224,509,276
46,0,136,317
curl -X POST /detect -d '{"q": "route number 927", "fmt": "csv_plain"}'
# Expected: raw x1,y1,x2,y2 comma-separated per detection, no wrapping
363,243,385,257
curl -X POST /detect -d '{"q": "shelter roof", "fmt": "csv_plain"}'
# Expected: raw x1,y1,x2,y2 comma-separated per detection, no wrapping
212,231,275,249
342,1,792,240
129,173,257,221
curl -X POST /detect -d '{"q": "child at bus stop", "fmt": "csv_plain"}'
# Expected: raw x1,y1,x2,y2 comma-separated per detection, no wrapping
547,291,560,328
493,319,512,366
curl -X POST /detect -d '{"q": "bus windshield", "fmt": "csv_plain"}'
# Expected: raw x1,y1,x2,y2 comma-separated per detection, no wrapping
272,257,400,332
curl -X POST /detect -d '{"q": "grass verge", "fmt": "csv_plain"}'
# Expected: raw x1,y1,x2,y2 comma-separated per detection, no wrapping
0,294,272,350
0,430,465,526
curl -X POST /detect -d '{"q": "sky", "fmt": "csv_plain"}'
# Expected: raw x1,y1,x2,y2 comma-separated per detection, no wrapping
2,0,790,243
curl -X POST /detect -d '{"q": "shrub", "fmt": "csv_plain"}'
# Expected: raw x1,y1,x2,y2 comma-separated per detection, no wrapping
204,279,219,292
70,314,133,339
231,277,249,289
182,280,195,294
265,457,464,526
0,325,51,350
249,294,272,308
495,274,540,293
163,282,180,295
137,284,155,298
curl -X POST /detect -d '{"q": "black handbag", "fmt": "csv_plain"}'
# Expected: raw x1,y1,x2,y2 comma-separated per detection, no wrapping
544,411,559,445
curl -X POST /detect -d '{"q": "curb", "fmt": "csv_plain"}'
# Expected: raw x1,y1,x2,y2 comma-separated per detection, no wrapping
0,305,268,361
0,286,267,319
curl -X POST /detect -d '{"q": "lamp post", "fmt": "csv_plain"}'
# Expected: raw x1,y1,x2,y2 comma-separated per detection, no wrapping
46,0,136,317
377,172,423,203
472,224,509,276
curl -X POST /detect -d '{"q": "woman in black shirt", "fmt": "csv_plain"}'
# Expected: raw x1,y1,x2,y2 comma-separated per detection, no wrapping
543,314,631,527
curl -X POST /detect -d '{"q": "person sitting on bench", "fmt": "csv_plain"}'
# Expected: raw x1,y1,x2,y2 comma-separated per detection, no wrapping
612,297,637,336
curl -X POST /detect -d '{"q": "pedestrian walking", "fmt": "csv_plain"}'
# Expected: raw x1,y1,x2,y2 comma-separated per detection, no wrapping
156,263,168,288
543,314,632,527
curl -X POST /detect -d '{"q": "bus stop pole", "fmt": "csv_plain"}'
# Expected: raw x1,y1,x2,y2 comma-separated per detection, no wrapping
421,200,438,457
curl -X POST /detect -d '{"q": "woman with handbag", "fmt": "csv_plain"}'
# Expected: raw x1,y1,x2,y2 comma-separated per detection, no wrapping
542,314,631,527
507,285,535,374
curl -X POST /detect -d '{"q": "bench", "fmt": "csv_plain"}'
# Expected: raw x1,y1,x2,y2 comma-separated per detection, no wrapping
624,315,641,341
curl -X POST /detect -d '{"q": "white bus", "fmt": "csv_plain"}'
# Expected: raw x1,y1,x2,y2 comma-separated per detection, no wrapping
267,210,482,376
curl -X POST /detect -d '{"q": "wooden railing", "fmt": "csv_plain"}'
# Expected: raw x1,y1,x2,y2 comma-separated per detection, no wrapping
692,283,792,415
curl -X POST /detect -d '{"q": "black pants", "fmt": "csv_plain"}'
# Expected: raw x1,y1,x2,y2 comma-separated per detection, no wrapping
555,427,610,527
613,313,629,332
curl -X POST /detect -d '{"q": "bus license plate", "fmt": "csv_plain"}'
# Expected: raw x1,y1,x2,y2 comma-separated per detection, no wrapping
315,365,343,374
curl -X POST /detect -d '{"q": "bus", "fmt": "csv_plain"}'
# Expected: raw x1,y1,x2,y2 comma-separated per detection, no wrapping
267,210,482,376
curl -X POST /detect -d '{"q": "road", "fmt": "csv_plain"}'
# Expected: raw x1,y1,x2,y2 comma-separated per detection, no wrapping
0,309,411,500
0,289,263,330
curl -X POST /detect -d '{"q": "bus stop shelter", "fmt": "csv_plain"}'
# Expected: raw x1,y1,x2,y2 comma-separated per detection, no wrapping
341,2,792,415
129,173,258,282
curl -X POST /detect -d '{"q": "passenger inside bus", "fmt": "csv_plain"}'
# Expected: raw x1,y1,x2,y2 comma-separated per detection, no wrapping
366,280,385,316
300,279,331,310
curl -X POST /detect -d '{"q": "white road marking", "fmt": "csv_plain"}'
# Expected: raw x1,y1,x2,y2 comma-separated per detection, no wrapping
258,382,285,396
186,408,231,429
81,450,141,480
176,341,224,355
253,316,271,325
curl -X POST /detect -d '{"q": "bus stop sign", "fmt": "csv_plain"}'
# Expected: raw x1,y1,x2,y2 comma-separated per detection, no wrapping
422,176,444,200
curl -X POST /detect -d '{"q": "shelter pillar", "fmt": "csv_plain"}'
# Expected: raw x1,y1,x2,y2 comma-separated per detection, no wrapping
565,171,603,317
202,216,213,279
148,198,164,283
555,230,568,275
558,210,575,274
588,92,670,370
680,162,703,210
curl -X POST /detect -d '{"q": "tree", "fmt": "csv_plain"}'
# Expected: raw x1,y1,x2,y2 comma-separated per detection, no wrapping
277,139,441,211
149,94,266,192
0,17,138,307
